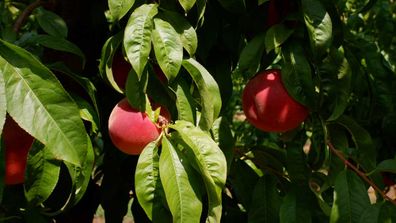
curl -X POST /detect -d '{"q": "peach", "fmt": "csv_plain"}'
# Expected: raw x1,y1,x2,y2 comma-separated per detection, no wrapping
112,52,131,90
242,69,309,132
108,98,169,155
2,115,34,185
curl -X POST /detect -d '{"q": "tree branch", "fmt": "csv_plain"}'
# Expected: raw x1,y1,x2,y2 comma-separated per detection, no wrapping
327,141,396,206
13,0,45,33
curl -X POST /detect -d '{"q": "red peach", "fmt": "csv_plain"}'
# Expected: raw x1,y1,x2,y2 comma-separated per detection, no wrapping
242,69,309,132
2,115,34,185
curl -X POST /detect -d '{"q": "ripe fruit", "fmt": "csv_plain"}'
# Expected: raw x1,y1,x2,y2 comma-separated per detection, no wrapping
242,69,309,132
112,52,131,90
2,115,34,185
108,98,169,155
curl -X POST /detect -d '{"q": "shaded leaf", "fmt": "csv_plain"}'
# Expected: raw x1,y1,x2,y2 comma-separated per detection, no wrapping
124,4,158,78
0,39,87,166
152,17,183,82
372,159,396,174
265,24,294,53
125,68,148,112
330,170,370,223
175,79,196,124
217,0,246,13
108,0,135,21
211,117,234,172
235,33,266,79
280,186,313,223
182,58,222,131
35,8,68,38
160,136,203,222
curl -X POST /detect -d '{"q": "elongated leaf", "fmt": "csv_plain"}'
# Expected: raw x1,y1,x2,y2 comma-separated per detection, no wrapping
302,0,332,56
125,68,148,112
372,159,396,174
175,79,196,124
236,32,266,79
161,11,198,56
179,0,196,12
160,137,203,222
281,42,316,108
196,0,206,26
248,175,281,223
35,8,68,38
29,35,86,67
182,58,222,131
336,115,376,171
25,142,61,206
0,39,87,166
135,141,172,222
72,94,99,134
330,170,370,223
108,0,135,21
124,4,158,78
285,135,311,183
211,117,234,172
170,120,227,222
359,203,381,223
265,24,294,53
152,18,183,82
280,186,313,223
98,32,124,93
0,73,5,134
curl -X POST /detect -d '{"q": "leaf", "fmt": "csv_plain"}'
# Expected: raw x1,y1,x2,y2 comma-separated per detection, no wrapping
330,170,371,223
302,0,332,56
170,120,227,222
25,142,61,206
182,58,222,131
248,175,281,223
179,0,196,12
135,141,172,222
265,24,294,53
0,39,87,166
124,4,158,79
195,0,206,26
285,135,311,183
336,115,376,171
125,68,148,112
35,8,68,38
281,42,316,108
98,32,124,93
0,72,6,134
175,79,196,124
211,117,234,172
72,94,99,134
280,186,313,223
358,203,382,223
372,159,396,174
235,32,266,79
217,0,246,13
160,136,203,222
29,35,86,67
108,0,135,21
152,18,183,82
161,10,198,56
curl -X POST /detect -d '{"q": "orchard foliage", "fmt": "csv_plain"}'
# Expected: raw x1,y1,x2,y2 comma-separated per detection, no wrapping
0,0,395,222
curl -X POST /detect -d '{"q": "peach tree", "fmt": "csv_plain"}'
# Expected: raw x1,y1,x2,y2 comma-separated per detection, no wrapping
0,0,395,222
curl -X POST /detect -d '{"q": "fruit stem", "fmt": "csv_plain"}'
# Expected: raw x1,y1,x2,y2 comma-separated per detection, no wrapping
327,141,396,206
13,0,45,33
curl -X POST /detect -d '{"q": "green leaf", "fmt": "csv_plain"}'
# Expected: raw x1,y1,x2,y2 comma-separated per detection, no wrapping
265,24,294,53
358,203,382,223
135,141,172,222
0,39,87,166
211,117,234,172
160,136,203,222
179,0,196,12
195,0,206,26
108,0,135,21
152,17,183,82
161,10,198,56
280,186,313,223
235,32,266,79
170,120,227,222
302,0,332,56
281,42,316,108
72,95,99,134
372,159,396,174
0,73,6,134
217,0,246,13
125,68,148,112
336,115,376,171
35,8,68,38
248,175,281,223
98,32,124,93
330,170,371,223
175,79,196,124
285,135,311,183
182,58,222,131
124,4,158,78
24,142,61,206
29,35,86,67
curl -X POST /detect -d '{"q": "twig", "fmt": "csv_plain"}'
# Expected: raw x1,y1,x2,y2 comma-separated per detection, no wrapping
13,0,45,33
327,141,396,206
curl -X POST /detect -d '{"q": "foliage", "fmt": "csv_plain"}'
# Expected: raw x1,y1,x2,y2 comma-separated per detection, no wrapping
0,0,395,222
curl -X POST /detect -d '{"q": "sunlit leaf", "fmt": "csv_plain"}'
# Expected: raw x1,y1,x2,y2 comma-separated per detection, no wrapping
179,0,196,12
35,8,68,38
108,0,135,21
0,73,6,134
